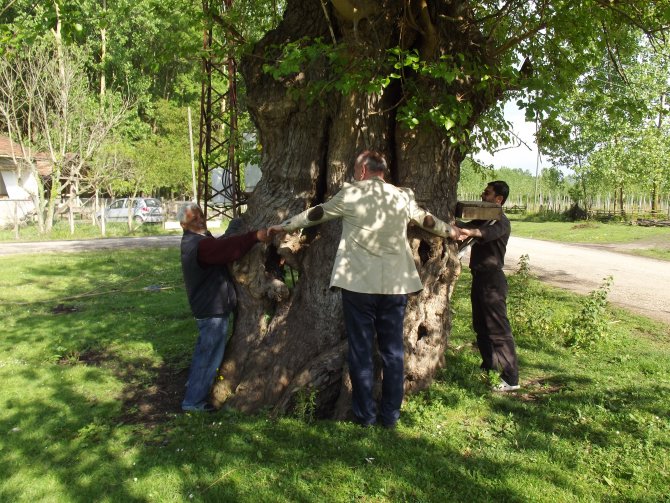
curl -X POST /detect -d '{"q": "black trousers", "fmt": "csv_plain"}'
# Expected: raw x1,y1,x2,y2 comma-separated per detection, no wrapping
341,289,407,426
471,269,519,386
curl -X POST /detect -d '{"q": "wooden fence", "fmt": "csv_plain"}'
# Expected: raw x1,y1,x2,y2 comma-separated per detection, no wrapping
458,192,670,219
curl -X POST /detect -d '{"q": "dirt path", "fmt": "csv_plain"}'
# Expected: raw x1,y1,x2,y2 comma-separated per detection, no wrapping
1,234,669,325
504,236,670,325
0,235,181,255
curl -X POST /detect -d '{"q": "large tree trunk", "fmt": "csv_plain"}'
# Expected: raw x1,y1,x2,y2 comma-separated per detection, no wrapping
212,0,490,419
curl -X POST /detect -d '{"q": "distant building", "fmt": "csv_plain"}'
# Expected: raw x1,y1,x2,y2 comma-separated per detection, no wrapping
0,135,52,226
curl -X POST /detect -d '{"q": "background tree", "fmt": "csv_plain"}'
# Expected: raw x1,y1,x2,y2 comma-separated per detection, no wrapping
540,36,670,215
0,38,126,233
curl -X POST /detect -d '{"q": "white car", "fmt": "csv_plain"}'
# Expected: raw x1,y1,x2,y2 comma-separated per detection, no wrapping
103,198,164,224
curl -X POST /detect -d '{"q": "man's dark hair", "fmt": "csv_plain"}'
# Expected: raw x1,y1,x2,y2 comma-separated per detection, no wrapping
488,180,510,204
357,150,387,174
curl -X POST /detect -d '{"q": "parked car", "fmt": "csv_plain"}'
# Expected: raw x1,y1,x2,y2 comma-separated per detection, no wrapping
101,198,164,224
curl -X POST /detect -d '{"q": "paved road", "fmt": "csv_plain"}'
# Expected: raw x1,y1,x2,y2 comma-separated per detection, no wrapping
504,236,670,325
1,234,669,325
0,235,181,256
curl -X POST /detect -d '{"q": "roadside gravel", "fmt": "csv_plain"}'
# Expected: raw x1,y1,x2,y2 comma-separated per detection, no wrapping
504,236,670,325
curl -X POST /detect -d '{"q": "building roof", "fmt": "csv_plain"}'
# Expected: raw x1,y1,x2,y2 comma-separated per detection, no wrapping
0,135,53,176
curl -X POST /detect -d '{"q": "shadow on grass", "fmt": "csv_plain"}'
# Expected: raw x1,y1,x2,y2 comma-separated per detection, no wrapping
2,248,669,501
0,249,192,361
0,343,542,502
56,348,188,425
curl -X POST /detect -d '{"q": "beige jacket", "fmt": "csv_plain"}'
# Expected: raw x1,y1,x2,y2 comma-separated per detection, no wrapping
280,177,452,294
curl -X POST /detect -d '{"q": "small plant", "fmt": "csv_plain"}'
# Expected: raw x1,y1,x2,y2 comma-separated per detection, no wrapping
508,255,559,345
562,276,613,348
516,253,531,282
293,387,317,424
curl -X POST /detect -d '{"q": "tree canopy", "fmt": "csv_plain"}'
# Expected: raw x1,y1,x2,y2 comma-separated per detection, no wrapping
2,1,669,202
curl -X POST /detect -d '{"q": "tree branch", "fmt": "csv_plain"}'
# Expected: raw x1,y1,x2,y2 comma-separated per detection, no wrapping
211,12,246,45
416,0,437,59
0,0,18,17
601,20,630,84
319,0,338,46
492,21,547,58
476,0,522,27
594,0,670,38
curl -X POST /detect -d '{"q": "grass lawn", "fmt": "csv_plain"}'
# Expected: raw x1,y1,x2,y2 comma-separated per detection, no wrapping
1,248,669,502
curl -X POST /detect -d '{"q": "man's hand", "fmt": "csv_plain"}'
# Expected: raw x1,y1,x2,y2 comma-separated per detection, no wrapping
457,227,480,241
256,228,272,243
268,225,285,237
447,225,459,241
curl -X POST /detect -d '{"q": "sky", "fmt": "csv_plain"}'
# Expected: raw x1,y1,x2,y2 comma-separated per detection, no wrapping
474,101,546,175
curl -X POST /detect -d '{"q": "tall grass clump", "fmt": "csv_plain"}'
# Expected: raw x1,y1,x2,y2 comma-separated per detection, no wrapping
508,256,614,350
560,276,613,348
507,254,562,348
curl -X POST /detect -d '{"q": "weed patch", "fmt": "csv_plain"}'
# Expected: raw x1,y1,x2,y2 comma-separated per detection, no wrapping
561,276,613,348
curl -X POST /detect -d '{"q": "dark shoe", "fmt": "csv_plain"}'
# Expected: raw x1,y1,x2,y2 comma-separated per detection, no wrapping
380,422,397,430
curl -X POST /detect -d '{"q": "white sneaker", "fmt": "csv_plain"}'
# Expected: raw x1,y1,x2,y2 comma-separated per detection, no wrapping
492,379,520,392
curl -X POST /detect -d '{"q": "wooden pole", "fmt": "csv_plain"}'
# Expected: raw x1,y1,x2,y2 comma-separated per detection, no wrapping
13,200,19,240
188,107,197,202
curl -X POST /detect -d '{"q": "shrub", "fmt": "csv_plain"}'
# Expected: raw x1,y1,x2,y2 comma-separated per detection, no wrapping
561,276,613,348
508,255,560,346
564,203,588,221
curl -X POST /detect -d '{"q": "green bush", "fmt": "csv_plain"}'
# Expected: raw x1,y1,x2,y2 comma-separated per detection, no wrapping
561,276,613,348
508,255,561,346
508,256,614,349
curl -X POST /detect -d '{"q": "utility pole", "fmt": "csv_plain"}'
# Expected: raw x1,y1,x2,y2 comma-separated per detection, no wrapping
533,106,541,212
188,106,197,202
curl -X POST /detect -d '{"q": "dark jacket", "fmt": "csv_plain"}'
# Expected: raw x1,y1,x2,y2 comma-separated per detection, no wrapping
468,214,511,272
180,229,258,318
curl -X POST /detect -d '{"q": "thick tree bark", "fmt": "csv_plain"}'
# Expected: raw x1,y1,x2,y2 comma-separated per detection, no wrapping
212,0,491,419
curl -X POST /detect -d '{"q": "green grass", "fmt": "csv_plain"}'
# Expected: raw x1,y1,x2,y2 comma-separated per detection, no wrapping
0,220,181,241
626,248,670,261
1,249,669,502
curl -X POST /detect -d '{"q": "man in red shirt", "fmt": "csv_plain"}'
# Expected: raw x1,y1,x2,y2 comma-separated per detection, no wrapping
179,203,270,412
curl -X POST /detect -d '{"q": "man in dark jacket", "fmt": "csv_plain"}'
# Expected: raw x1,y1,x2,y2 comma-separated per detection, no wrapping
456,181,519,392
178,203,270,412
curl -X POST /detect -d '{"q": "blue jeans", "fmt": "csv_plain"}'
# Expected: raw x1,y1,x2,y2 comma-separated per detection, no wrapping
341,290,408,427
181,316,229,411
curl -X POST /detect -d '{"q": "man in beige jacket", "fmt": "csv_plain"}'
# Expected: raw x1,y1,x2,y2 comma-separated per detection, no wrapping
270,150,457,427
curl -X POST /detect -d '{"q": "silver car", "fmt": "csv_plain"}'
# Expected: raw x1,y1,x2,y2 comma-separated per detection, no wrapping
104,198,164,224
